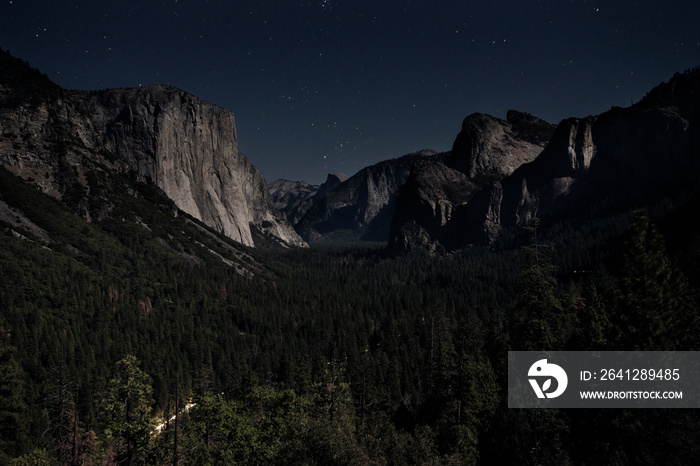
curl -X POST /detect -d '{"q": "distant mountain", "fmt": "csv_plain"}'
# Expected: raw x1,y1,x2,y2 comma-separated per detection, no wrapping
389,68,700,253
269,179,318,225
295,149,444,243
282,111,552,247
269,173,347,226
0,48,305,248
314,172,348,200
390,111,556,253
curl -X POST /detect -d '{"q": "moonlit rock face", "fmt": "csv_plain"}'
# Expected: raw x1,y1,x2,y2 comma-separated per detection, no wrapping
295,150,440,243
447,110,556,180
81,86,306,248
388,113,555,252
392,69,700,254
269,179,319,225
268,173,348,226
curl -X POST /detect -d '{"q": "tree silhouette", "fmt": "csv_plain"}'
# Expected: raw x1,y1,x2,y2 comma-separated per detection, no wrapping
616,211,691,349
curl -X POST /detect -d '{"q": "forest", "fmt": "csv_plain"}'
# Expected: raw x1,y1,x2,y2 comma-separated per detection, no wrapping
0,163,699,465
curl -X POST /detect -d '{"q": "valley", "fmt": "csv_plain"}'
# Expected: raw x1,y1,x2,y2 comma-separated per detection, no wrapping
1,48,699,465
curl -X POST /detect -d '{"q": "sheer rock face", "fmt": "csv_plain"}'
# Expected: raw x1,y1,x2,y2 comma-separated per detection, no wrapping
446,110,556,180
269,179,318,226
495,70,700,235
389,112,554,251
493,116,598,233
0,76,305,247
78,86,306,248
296,150,443,243
391,69,700,253
314,173,348,201
269,173,347,226
389,160,477,254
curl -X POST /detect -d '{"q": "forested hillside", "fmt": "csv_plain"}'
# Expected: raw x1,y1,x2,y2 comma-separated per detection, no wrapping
1,162,698,464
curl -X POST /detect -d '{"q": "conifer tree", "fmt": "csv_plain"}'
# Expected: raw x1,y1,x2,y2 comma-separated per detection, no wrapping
617,211,691,349
512,219,575,350
98,355,154,465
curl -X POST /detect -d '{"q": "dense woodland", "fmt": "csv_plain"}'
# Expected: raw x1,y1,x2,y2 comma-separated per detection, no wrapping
0,158,699,465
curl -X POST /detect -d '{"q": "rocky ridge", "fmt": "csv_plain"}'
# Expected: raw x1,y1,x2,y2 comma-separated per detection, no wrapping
295,149,443,243
389,111,556,252
269,173,347,226
390,68,700,253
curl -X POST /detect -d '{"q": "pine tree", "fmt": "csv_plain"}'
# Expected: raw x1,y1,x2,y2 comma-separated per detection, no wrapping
98,355,154,465
512,220,575,350
617,212,691,349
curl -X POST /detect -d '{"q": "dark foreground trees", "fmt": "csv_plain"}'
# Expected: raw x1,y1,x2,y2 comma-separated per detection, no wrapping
1,202,698,464
0,330,29,462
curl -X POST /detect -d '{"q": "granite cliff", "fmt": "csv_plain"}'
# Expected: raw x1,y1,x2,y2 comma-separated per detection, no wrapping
0,50,304,248
389,111,555,252
269,173,347,226
447,110,556,180
478,69,700,241
390,68,700,253
296,149,443,243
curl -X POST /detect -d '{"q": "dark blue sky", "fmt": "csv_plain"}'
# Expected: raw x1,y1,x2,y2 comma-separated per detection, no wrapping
2,1,699,184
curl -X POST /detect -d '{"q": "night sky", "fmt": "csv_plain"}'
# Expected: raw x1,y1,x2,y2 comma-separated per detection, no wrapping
2,1,699,184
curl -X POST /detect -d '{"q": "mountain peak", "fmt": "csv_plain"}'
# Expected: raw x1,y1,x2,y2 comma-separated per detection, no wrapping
446,110,556,180
325,172,348,183
315,173,348,199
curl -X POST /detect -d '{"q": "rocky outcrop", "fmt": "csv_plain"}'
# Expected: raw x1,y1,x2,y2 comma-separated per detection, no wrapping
0,50,305,248
314,173,348,201
391,68,700,253
493,70,700,235
493,116,598,232
389,160,477,253
269,173,347,226
296,150,443,243
389,111,555,251
269,179,318,225
446,110,555,180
